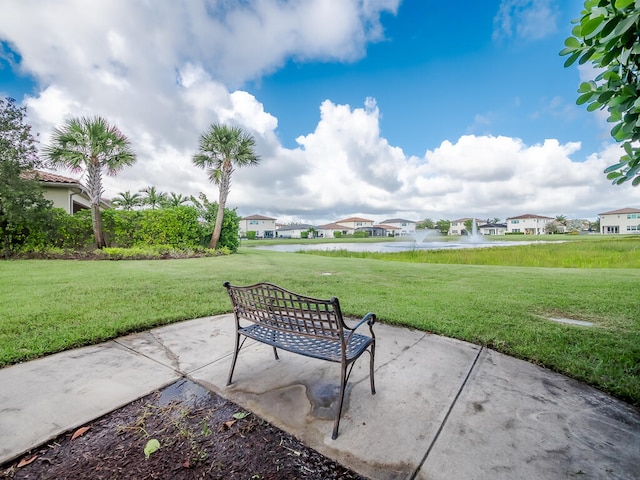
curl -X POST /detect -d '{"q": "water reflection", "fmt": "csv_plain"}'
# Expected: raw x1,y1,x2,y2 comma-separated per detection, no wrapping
254,239,533,253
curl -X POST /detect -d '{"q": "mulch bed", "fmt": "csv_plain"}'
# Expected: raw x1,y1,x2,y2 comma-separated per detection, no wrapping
1,380,367,480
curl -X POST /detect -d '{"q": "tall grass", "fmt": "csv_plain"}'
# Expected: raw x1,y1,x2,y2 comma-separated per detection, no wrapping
301,236,640,268
1,242,638,407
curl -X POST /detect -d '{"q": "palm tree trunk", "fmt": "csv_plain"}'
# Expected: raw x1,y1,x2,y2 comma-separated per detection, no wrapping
210,201,225,249
92,204,106,249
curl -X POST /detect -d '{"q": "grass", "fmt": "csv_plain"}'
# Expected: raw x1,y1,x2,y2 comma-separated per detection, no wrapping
1,237,639,408
300,236,640,268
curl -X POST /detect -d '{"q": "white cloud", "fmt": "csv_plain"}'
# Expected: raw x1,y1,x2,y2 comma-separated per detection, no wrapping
493,0,559,42
1,0,638,226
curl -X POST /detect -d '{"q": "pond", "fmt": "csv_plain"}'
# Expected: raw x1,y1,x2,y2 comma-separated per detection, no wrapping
254,238,539,253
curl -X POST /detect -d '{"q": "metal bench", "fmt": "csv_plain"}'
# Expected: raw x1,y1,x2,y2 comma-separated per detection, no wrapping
223,281,376,439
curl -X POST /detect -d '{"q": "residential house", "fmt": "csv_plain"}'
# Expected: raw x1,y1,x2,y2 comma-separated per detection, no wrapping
335,216,375,230
239,214,276,238
379,218,416,236
316,222,354,238
478,222,507,235
276,224,316,238
355,224,401,237
506,214,553,235
449,218,483,235
598,207,640,234
23,170,105,214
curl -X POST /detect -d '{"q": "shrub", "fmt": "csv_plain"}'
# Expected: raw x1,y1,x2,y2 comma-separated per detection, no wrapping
333,231,342,238
246,231,257,240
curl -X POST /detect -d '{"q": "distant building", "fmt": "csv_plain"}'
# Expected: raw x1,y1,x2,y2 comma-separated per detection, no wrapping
239,214,276,238
316,222,354,238
598,207,640,234
335,216,375,230
355,224,401,237
449,218,483,235
22,170,106,214
379,218,416,236
506,214,553,235
276,224,316,238
478,222,507,235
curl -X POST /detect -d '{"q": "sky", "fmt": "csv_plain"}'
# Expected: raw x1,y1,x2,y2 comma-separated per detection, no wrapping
1,0,638,224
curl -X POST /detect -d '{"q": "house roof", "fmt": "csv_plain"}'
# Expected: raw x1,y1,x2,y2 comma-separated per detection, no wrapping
277,224,316,231
478,223,507,228
379,218,416,224
21,169,82,186
505,214,554,220
243,214,276,220
450,217,483,223
317,222,354,230
335,216,374,223
598,207,640,215
373,224,401,230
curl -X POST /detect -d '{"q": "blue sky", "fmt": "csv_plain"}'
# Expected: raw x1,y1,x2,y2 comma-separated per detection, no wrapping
249,0,601,157
1,0,638,223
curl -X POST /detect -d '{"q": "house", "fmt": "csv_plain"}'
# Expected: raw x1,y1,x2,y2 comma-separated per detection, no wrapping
478,222,507,235
449,218,483,235
506,214,554,235
355,224,401,237
379,218,416,236
276,224,316,238
316,222,354,238
239,214,276,238
598,207,640,234
335,216,375,230
22,170,106,214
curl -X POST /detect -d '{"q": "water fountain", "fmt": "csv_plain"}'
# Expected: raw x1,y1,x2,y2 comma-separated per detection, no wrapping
465,219,485,244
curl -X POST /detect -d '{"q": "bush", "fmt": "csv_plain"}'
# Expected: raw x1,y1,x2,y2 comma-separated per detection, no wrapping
333,231,342,238
246,231,257,240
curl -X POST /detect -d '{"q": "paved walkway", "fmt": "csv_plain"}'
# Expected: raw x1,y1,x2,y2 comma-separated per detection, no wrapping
1,315,639,479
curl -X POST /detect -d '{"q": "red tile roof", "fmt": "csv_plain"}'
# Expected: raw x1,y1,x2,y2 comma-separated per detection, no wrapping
598,207,640,215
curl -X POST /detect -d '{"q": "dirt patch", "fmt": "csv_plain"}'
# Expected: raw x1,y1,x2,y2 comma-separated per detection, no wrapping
1,379,367,480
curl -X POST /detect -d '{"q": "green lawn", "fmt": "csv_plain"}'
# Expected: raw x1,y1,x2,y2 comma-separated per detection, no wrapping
1,237,639,408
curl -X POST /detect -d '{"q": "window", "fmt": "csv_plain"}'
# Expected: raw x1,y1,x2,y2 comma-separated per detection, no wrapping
627,225,638,231
513,228,520,233
249,220,259,225
511,219,520,224
627,214,638,219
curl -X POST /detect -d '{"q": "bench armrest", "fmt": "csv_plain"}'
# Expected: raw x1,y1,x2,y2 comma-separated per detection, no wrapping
346,312,376,343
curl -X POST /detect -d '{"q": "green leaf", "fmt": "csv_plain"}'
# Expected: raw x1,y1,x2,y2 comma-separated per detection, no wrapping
613,14,638,37
615,0,635,8
587,101,603,111
564,51,581,67
564,36,581,48
606,170,623,179
232,411,250,419
580,15,604,37
578,47,596,64
144,439,161,459
604,162,627,173
600,17,620,38
576,92,595,105
578,82,594,93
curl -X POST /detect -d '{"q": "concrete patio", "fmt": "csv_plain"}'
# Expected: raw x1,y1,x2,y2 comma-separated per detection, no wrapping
1,315,639,479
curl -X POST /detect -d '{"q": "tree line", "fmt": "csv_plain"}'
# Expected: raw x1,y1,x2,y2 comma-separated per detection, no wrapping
0,97,260,258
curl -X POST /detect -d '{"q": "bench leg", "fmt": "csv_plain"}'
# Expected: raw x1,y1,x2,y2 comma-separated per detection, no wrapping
227,332,242,386
369,341,376,395
332,361,349,440
273,346,279,360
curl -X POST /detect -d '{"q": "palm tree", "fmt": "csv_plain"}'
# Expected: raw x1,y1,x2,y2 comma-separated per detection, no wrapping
163,192,189,208
139,186,166,210
192,123,260,249
111,190,142,210
43,116,136,248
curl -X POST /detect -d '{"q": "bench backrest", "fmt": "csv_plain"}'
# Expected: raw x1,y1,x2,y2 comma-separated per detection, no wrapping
224,282,346,341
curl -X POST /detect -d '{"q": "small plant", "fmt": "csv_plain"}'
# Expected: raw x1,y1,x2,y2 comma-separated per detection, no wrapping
144,439,160,459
